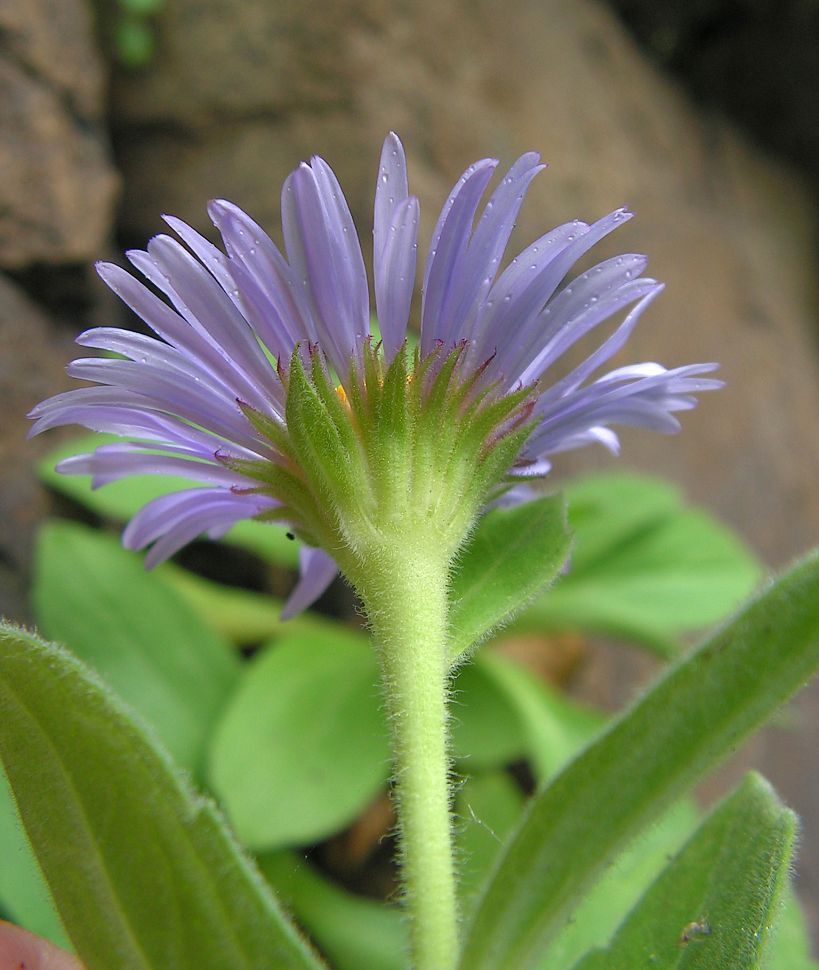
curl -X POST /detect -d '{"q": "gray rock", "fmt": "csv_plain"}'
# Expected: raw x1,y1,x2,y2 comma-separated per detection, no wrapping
0,0,119,267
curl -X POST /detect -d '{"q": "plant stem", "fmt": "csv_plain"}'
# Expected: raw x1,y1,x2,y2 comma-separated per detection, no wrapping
353,543,458,970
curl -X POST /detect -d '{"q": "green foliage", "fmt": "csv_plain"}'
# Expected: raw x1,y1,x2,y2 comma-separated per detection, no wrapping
572,773,796,969
13,460,817,967
32,521,239,776
0,623,323,970
521,473,763,653
207,629,390,850
448,493,571,659
259,852,406,970
0,767,69,949
458,548,819,969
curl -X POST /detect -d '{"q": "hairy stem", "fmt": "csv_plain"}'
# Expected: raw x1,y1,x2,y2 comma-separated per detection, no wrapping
353,543,458,970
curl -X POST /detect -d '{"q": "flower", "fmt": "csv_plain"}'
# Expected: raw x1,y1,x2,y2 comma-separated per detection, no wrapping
30,133,721,616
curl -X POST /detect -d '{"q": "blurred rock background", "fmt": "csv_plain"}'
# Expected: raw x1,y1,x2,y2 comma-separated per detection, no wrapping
1,0,817,943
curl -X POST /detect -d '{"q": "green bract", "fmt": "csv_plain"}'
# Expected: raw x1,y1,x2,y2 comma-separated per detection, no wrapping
230,342,535,573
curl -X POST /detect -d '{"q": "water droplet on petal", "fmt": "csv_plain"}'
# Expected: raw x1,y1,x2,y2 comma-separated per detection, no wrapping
380,173,389,184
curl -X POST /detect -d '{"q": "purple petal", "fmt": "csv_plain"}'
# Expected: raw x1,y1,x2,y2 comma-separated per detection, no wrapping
280,546,339,619
375,196,419,361
439,152,544,348
421,158,498,355
129,235,277,412
123,488,277,567
473,210,633,376
57,443,248,489
281,160,369,378
208,199,316,357
373,133,418,360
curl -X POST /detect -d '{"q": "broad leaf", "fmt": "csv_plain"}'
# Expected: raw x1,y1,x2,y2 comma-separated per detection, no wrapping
38,435,298,566
258,851,405,970
538,800,699,969
572,773,796,970
458,548,819,969
450,660,527,769
0,623,323,970
521,473,762,652
449,494,570,660
0,766,68,949
33,521,239,775
208,629,390,849
475,651,603,783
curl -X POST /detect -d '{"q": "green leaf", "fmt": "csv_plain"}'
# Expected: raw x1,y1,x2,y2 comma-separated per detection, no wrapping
38,435,298,566
208,629,390,850
766,889,819,970
158,563,288,645
474,652,604,783
448,494,571,660
32,521,239,776
539,799,699,969
521,473,763,652
456,771,526,917
571,773,796,970
258,851,406,970
0,765,69,949
458,548,819,969
0,623,323,970
450,660,527,769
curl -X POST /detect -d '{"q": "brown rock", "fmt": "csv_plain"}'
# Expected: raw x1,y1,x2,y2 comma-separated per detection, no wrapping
0,272,76,622
0,0,119,268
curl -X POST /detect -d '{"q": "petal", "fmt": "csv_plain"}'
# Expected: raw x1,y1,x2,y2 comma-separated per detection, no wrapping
280,546,339,619
475,210,633,375
123,488,277,567
375,196,419,361
57,443,247,489
373,133,417,360
282,160,369,377
440,152,544,348
208,198,315,356
421,158,498,355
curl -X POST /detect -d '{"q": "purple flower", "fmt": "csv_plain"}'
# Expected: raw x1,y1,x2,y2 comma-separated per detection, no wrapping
30,133,721,616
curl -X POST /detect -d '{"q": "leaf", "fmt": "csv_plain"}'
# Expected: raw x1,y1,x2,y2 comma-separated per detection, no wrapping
448,494,571,660
454,660,700,970
571,773,796,970
32,521,239,776
456,771,526,917
258,851,406,970
207,629,390,850
0,623,323,970
474,652,603,783
38,435,298,566
539,800,699,969
521,473,763,653
765,889,819,970
158,563,333,646
450,660,528,769
158,563,288,645
458,548,819,969
0,765,69,949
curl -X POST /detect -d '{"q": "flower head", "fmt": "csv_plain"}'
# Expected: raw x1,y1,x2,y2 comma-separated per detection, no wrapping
30,133,721,615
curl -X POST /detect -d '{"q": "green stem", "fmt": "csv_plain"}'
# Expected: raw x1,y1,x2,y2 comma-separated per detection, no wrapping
353,543,459,970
